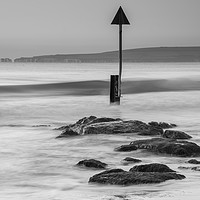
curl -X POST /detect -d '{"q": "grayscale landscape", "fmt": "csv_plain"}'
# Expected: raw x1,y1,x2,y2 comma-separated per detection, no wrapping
1,1,200,200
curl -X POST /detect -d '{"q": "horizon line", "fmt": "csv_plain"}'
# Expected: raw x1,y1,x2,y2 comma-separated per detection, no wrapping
10,45,200,59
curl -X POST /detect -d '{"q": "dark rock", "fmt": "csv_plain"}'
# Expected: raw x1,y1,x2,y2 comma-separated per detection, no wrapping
74,116,97,125
188,159,200,164
115,144,138,152
89,168,185,185
162,130,192,139
171,123,177,127
56,116,122,137
83,120,149,135
76,159,107,169
178,166,200,171
138,126,163,136
129,163,175,173
115,138,200,157
123,157,142,163
56,117,179,138
56,116,152,138
148,121,176,129
56,127,79,138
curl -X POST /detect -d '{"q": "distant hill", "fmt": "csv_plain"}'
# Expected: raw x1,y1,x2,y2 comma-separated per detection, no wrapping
14,47,200,63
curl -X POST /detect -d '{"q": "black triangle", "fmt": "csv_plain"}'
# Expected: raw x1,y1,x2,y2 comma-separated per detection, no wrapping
111,6,130,25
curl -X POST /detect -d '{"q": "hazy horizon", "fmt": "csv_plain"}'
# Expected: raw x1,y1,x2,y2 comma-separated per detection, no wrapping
8,45,200,60
1,0,200,58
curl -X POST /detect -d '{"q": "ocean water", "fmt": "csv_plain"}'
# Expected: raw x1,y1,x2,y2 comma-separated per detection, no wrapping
1,62,200,200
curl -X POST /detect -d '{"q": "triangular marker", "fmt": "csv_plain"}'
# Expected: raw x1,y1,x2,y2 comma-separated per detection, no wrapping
111,6,130,25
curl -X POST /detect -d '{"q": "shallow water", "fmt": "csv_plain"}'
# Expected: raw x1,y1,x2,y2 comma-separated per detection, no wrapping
0,62,200,200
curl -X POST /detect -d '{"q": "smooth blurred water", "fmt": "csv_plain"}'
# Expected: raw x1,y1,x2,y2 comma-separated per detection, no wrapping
0,62,200,200
1,62,200,85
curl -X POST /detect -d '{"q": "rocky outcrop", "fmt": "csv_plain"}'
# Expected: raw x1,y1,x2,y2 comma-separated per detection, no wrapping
162,130,192,139
56,116,176,138
187,159,200,164
129,163,175,173
76,159,107,169
89,168,185,185
115,138,200,157
56,116,122,138
82,119,149,135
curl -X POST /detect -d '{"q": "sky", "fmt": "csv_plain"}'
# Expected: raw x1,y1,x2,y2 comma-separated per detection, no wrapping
0,0,200,58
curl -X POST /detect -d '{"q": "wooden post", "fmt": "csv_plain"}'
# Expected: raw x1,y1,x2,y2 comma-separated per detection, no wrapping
119,24,122,97
111,6,130,104
111,7,130,102
110,75,120,103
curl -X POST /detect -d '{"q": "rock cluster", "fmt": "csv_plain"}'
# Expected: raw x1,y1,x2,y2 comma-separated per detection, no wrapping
115,138,200,157
89,163,185,185
54,116,200,186
56,116,180,138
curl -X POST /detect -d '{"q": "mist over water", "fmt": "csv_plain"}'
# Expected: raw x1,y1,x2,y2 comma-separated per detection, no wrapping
1,62,200,200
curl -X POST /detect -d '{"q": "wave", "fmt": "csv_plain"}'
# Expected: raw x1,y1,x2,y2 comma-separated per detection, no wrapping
1,78,200,96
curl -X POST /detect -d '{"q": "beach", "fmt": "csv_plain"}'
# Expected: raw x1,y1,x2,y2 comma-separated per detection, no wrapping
1,62,200,200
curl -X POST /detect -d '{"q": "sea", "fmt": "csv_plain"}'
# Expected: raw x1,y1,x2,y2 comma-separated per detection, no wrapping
1,62,200,200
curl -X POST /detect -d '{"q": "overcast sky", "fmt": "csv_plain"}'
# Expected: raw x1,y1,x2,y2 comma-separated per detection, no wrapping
0,0,200,58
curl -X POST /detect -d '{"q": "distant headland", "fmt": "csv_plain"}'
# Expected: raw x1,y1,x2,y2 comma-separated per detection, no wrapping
3,46,200,63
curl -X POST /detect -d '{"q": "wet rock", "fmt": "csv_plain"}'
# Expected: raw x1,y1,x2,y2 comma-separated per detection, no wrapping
115,138,200,157
138,126,163,136
188,159,200,164
56,116,152,138
76,159,107,169
162,130,192,139
56,116,97,132
83,120,149,135
56,117,179,138
115,144,138,152
148,121,176,129
129,163,175,173
56,127,79,138
178,166,200,171
56,116,121,138
89,168,185,185
123,157,142,163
